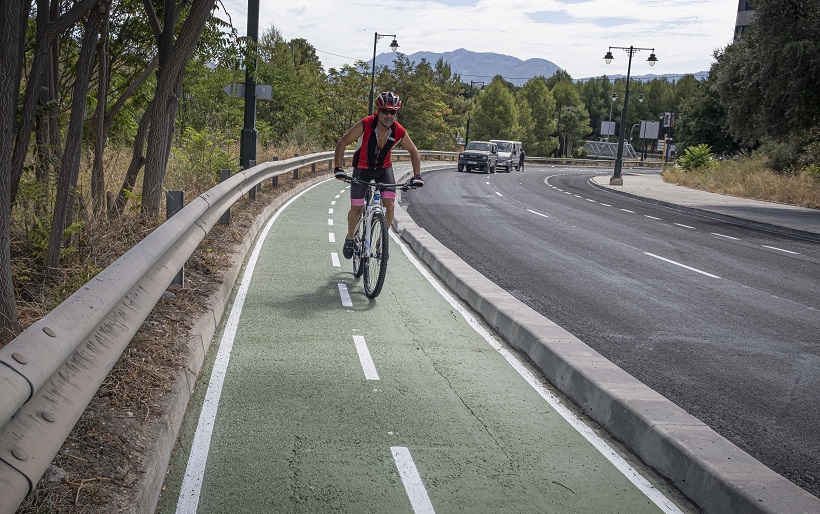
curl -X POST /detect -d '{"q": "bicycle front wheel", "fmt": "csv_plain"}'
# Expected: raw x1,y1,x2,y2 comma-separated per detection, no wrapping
352,216,366,278
363,211,389,298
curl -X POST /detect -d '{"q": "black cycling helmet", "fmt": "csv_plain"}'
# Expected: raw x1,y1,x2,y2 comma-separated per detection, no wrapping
375,91,401,111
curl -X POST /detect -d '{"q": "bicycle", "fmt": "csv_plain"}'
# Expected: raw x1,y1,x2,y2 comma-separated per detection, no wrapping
340,175,418,298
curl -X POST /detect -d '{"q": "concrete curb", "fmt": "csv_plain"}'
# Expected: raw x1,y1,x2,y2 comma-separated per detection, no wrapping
392,196,820,513
588,176,820,243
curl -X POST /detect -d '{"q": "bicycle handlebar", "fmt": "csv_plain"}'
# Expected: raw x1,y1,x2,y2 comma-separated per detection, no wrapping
340,175,419,191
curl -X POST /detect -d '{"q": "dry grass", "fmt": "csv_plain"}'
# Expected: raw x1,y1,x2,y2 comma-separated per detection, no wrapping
662,154,820,209
6,141,326,513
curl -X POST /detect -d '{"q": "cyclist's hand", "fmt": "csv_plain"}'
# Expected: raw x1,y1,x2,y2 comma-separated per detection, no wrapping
410,175,424,188
334,167,348,180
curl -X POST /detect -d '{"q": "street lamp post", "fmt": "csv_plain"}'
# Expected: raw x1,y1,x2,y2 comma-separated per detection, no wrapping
609,93,617,123
604,45,657,185
368,33,399,115
465,80,484,145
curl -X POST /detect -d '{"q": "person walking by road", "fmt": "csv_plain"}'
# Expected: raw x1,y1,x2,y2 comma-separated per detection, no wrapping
333,91,423,259
519,148,526,171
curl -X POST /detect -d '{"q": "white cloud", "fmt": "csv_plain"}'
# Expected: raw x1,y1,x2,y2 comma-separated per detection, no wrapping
218,0,737,78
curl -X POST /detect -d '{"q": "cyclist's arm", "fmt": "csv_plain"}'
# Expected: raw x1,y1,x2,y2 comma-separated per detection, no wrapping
399,133,422,177
334,121,364,169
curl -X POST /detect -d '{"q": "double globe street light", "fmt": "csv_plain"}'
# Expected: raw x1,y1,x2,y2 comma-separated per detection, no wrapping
368,33,399,115
604,45,657,185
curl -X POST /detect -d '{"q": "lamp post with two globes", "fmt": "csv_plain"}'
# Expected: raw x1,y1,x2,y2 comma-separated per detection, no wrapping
604,46,657,184
368,33,399,115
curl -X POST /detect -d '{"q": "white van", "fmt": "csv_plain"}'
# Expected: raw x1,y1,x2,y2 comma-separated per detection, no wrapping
489,140,522,172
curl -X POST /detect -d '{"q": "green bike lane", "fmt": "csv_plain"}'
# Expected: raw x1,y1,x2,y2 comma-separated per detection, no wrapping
159,173,692,513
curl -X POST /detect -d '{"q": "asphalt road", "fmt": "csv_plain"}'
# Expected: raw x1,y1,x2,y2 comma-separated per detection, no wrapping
403,165,820,498
159,174,693,513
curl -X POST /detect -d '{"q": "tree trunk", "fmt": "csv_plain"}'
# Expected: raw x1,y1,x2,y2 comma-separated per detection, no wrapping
140,0,217,219
9,0,98,206
0,0,24,339
112,107,150,216
91,9,110,215
46,10,102,275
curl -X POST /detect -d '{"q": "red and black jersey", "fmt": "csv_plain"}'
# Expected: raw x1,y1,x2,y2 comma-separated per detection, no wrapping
352,114,407,170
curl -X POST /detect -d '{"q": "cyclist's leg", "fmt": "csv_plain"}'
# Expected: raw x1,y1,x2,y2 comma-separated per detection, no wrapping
377,167,397,229
347,168,367,238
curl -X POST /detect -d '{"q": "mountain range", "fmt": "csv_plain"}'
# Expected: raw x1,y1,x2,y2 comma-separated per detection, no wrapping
375,48,707,86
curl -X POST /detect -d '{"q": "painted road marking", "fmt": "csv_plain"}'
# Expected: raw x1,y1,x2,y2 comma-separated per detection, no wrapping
353,335,380,380
329,233,336,243
328,219,333,226
495,192,503,197
331,253,340,267
335,195,341,199
712,233,740,240
586,199,596,202
600,203,611,207
762,245,800,255
391,232,684,513
674,223,696,229
175,181,325,514
527,209,549,218
329,208,334,214
391,446,435,514
645,252,721,278
620,208,635,213
338,283,353,307
644,215,662,220
331,200,336,205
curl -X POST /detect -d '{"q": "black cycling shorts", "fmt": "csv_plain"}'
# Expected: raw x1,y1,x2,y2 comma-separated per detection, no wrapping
350,167,396,205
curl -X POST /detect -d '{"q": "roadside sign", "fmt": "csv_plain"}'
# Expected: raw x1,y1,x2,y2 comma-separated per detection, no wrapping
222,83,272,100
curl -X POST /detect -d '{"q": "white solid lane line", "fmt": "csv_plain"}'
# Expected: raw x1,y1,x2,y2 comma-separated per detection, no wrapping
712,233,740,240
175,181,325,514
527,209,549,218
353,335,380,380
331,253,340,267
338,283,353,307
391,232,684,513
762,245,800,255
644,252,721,278
391,447,436,514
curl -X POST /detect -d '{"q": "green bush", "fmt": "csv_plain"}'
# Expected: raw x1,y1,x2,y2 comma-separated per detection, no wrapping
678,144,715,172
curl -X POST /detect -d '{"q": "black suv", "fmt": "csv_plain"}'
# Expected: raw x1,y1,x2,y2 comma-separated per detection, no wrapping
458,141,498,174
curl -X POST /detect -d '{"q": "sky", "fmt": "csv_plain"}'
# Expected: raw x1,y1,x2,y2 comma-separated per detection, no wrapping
219,0,740,79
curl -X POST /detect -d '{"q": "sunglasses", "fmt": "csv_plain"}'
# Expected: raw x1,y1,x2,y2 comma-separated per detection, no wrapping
379,109,398,115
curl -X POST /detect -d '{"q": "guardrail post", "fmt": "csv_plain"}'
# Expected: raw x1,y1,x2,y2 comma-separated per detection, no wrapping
293,153,299,179
166,190,185,287
249,160,258,196
219,169,231,224
271,156,279,187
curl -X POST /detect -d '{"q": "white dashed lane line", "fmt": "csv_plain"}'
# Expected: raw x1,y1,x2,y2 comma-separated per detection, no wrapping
331,252,340,267
643,215,662,220
674,223,696,229
762,245,800,255
495,192,503,197
712,233,740,240
338,283,353,307
527,209,549,218
329,233,336,243
645,252,721,279
353,335,380,380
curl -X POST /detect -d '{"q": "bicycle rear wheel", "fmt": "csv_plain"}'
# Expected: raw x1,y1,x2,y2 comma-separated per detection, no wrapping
352,217,366,277
363,211,389,298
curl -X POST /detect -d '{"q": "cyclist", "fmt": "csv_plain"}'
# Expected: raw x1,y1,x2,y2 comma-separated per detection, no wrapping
334,91,423,259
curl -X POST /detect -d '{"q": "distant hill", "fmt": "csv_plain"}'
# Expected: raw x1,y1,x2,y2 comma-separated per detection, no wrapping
374,47,706,85
375,48,561,87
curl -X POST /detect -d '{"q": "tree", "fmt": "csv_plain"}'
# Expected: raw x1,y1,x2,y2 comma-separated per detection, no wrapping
471,77,518,141
519,78,558,156
676,74,740,156
551,79,589,156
